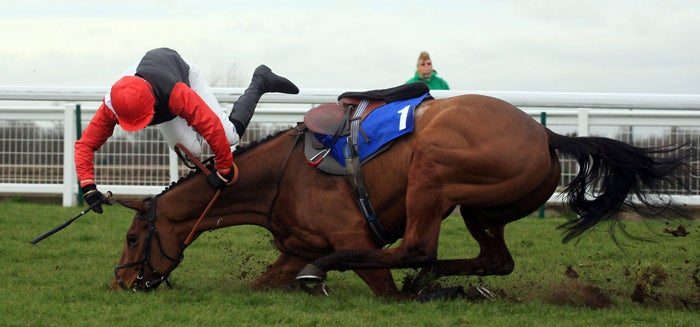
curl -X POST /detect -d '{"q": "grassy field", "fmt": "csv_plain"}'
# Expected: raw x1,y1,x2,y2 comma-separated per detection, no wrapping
1,199,699,326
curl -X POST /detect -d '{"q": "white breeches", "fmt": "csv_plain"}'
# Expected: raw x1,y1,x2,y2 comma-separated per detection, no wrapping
156,63,240,157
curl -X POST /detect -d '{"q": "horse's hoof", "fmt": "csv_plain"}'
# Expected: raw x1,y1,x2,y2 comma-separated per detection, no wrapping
296,264,327,282
300,282,329,296
415,285,496,302
415,286,467,302
465,285,495,301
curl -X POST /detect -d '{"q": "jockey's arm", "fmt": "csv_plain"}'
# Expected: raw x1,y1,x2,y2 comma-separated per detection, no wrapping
74,102,118,187
168,82,234,175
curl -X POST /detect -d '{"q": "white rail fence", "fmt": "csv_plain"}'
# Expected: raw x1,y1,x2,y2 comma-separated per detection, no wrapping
1,86,699,207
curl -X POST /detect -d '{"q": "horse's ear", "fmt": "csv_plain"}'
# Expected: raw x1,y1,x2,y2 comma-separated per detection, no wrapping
117,199,148,212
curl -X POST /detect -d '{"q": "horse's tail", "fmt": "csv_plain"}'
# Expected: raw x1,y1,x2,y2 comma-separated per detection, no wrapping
546,129,693,243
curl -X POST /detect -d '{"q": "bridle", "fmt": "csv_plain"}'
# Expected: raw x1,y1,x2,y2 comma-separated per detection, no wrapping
113,143,237,291
112,129,304,291
113,196,183,291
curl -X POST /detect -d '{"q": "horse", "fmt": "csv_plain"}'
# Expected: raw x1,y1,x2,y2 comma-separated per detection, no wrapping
112,92,690,299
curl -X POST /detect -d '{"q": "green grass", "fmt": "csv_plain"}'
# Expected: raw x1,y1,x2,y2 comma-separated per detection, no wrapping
1,200,699,326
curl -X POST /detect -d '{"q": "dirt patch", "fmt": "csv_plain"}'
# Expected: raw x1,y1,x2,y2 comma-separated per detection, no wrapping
400,261,700,309
629,264,700,309
545,280,614,309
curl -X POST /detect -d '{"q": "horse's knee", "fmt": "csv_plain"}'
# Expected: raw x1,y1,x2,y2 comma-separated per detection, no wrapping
250,275,273,291
398,243,437,268
250,264,300,291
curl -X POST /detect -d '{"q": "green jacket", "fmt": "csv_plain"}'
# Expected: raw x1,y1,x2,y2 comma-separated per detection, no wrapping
406,70,450,90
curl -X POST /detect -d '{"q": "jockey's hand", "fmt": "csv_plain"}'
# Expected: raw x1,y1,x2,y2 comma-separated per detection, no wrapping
207,168,234,190
81,184,111,214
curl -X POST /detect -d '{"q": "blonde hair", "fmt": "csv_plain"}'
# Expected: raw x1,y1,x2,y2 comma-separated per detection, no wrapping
417,51,432,67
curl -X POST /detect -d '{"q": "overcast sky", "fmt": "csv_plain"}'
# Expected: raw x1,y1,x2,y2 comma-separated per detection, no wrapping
1,0,698,94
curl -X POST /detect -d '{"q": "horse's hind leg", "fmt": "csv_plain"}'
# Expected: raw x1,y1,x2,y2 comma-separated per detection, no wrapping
403,215,513,294
461,213,514,275
403,157,560,293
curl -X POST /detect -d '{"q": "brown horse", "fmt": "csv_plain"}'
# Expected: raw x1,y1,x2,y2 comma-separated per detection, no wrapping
113,94,690,299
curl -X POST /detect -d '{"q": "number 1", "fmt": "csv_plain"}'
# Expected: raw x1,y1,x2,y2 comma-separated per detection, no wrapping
397,105,410,131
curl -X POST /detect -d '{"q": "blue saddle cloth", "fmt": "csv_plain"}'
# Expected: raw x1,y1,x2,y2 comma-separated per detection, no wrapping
314,93,429,166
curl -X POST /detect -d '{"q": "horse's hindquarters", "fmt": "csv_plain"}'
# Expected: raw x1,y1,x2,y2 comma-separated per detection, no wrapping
409,95,554,208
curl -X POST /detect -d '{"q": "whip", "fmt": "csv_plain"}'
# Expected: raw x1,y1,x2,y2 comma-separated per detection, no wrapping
30,191,113,244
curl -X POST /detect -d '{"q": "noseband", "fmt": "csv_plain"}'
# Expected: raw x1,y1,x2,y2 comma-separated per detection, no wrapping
114,197,184,291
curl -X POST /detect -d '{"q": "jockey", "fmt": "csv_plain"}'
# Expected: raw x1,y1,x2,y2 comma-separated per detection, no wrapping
75,47,298,213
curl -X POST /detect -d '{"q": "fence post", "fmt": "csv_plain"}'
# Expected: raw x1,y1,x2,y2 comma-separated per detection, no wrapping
62,103,78,206
577,108,589,137
75,104,84,206
538,111,547,218
169,149,179,183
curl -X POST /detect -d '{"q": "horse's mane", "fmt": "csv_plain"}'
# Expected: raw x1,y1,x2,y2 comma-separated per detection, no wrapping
158,128,292,196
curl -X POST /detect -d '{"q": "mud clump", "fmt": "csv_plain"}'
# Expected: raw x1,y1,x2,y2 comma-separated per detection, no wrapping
564,265,579,279
630,264,668,304
663,225,689,237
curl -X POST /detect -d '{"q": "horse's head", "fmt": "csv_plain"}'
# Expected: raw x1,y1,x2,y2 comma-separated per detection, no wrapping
111,197,185,291
110,130,297,291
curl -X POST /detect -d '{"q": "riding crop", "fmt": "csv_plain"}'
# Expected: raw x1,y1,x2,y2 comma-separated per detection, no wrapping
30,191,113,244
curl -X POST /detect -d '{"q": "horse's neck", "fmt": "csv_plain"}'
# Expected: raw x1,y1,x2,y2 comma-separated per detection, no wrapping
156,174,219,220
154,169,274,231
208,134,297,229
156,129,301,231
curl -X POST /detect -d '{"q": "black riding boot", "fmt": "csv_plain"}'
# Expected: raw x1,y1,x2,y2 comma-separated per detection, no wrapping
229,65,299,137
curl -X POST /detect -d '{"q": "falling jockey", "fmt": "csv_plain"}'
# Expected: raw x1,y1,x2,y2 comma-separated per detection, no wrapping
74,47,298,213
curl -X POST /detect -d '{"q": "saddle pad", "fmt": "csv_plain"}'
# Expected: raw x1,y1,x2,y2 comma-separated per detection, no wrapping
315,93,429,166
304,125,406,175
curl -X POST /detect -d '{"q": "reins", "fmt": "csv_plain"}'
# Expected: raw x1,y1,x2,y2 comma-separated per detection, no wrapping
173,143,238,246
115,128,305,291
114,145,238,291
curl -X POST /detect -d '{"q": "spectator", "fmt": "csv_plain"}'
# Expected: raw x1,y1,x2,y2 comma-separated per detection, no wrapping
75,47,298,212
405,51,449,90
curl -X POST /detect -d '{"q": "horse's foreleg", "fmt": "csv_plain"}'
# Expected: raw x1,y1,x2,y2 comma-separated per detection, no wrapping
297,187,444,285
251,253,309,292
296,151,454,294
353,269,405,299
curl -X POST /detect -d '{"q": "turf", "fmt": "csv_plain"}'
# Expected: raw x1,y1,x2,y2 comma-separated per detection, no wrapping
1,201,698,326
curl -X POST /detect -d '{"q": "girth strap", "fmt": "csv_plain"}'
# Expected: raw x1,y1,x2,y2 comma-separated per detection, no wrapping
345,100,391,247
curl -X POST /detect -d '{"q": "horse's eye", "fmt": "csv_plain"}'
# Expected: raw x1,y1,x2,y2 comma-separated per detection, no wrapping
126,234,138,247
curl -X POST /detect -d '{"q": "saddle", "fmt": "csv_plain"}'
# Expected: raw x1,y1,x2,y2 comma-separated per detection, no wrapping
303,82,431,174
304,82,429,136
301,83,430,248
